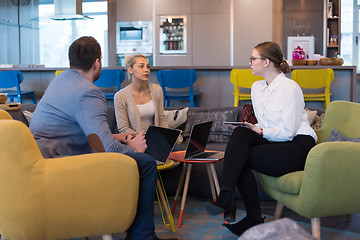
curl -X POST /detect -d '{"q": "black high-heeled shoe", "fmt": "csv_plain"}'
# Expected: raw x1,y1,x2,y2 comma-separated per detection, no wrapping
224,201,236,222
205,190,233,215
223,215,265,236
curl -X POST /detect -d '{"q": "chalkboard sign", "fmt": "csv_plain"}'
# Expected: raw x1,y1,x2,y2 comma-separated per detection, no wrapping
283,0,324,57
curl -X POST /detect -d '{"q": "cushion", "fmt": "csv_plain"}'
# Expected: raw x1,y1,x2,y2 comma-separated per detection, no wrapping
311,113,325,131
304,108,317,125
261,171,303,195
240,104,257,124
164,107,189,128
22,110,33,125
328,128,360,142
183,108,238,143
239,218,316,240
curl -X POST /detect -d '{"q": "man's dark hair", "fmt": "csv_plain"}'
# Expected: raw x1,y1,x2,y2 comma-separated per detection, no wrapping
68,36,101,72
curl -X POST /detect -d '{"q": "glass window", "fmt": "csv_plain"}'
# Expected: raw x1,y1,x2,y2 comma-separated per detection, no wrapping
38,0,108,67
340,0,353,66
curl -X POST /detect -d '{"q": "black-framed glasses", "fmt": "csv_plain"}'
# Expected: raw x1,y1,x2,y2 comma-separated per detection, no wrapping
249,57,265,63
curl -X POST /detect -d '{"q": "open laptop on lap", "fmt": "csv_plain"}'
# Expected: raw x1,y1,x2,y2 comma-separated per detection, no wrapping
145,125,181,165
184,121,225,161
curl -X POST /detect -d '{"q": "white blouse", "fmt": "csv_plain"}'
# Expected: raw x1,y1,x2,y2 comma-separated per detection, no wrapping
251,73,317,142
137,99,155,131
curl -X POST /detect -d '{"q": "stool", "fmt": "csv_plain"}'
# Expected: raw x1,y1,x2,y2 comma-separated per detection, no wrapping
156,159,179,232
169,150,223,228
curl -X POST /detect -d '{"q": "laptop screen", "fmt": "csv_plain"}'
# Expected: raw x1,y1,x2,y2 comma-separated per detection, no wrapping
184,121,213,159
145,126,181,163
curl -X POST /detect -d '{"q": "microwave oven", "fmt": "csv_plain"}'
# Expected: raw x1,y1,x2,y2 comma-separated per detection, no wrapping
116,21,152,44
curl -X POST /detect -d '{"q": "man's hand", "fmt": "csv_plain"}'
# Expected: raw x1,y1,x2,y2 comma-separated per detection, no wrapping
113,132,136,144
126,130,147,153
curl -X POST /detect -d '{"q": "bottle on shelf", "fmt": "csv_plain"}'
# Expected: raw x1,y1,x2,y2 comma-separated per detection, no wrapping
328,1,333,17
160,16,186,54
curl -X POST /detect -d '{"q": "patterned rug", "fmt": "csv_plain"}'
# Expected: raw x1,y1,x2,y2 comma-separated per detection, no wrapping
85,197,360,240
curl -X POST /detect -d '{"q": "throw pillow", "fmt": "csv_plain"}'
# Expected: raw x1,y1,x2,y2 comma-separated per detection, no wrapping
328,128,360,142
22,110,33,125
311,113,325,131
239,218,316,240
183,108,239,143
164,107,189,128
240,104,257,124
304,108,317,125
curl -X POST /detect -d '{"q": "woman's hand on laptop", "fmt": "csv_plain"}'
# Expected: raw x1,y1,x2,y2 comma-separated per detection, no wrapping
127,130,147,153
243,122,263,135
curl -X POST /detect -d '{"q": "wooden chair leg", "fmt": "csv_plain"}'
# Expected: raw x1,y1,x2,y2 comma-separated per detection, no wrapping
311,218,321,240
273,202,283,220
206,164,216,202
178,164,192,228
209,163,220,195
346,214,352,223
172,163,187,214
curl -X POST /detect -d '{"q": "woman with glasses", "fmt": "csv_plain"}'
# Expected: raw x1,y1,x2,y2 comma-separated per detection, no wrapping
206,41,317,236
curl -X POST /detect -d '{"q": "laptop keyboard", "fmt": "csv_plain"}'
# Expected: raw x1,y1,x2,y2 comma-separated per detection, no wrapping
193,151,218,158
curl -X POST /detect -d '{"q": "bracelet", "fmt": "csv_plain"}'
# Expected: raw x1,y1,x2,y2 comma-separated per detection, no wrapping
259,128,263,136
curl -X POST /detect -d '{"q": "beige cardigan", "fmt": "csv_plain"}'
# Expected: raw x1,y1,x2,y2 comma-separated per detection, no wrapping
114,83,168,133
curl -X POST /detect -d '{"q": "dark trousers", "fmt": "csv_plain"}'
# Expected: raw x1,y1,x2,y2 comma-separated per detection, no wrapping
221,127,315,217
126,152,157,240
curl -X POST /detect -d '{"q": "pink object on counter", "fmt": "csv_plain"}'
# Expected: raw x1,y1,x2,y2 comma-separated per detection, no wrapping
292,46,306,60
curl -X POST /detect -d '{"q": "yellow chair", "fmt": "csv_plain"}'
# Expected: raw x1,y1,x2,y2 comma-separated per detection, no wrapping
0,117,139,240
55,70,64,76
88,131,177,233
230,69,264,107
291,69,334,109
0,109,12,119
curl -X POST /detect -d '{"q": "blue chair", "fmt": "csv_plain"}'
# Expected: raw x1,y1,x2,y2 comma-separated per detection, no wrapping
157,69,199,107
94,69,125,100
0,70,36,104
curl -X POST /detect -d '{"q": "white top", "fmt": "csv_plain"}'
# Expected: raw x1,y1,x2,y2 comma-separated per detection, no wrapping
137,99,155,131
251,72,317,142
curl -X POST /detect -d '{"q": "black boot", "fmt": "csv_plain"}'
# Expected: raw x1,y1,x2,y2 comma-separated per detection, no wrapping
222,215,265,236
224,201,237,222
205,189,233,215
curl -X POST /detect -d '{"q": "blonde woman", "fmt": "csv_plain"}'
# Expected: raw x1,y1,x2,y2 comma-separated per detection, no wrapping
114,54,168,135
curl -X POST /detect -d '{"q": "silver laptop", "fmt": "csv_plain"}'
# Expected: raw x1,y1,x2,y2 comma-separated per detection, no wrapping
145,125,181,164
184,121,225,161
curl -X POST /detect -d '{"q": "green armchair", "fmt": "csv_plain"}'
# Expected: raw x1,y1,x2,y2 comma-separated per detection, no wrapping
0,118,139,240
259,101,360,239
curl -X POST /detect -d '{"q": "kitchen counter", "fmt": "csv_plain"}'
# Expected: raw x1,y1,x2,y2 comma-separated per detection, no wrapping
0,65,355,71
0,65,358,107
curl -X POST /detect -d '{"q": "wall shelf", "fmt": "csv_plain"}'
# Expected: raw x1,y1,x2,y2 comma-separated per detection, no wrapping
325,0,341,57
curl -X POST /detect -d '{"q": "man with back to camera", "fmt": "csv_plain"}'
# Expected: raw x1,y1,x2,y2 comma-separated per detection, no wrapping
30,36,177,240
